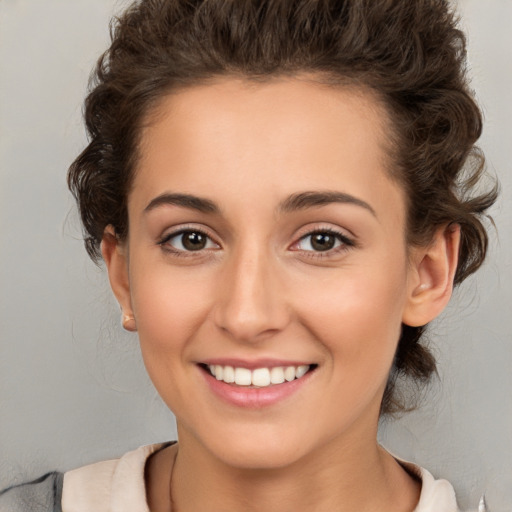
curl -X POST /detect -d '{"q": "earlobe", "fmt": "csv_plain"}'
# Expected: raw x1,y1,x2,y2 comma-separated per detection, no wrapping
402,224,460,327
101,226,137,332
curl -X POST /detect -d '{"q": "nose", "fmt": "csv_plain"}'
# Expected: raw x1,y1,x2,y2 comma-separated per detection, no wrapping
213,245,290,343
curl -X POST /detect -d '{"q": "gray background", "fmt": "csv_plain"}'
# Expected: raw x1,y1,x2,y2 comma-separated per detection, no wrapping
0,1,510,510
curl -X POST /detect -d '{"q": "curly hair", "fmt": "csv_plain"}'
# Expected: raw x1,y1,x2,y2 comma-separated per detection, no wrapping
68,0,498,415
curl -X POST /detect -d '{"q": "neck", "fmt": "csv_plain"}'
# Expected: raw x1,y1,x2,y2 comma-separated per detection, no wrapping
166,427,420,512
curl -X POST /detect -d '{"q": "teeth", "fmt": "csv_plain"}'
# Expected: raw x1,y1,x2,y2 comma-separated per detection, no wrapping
223,365,235,383
234,367,252,386
252,368,270,387
284,366,296,382
270,367,285,384
296,365,309,378
207,364,312,387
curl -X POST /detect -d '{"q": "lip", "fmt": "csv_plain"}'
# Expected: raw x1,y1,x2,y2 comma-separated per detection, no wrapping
198,361,316,409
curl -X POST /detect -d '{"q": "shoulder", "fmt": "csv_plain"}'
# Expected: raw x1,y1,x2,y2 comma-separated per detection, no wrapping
398,458,487,512
0,472,64,512
61,442,172,512
405,463,459,512
0,443,172,512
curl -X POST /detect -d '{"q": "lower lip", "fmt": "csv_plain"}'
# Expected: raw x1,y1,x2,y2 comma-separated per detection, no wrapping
200,367,314,409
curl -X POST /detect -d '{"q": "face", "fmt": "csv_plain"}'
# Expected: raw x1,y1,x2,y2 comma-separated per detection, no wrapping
107,77,425,469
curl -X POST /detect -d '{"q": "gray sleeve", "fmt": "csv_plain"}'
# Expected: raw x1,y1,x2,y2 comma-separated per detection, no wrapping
0,472,63,512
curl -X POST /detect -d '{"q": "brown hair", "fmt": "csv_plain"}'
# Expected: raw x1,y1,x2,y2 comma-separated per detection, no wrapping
68,0,498,415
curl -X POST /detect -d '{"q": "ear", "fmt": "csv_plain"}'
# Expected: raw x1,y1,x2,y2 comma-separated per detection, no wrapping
402,223,460,327
101,225,136,331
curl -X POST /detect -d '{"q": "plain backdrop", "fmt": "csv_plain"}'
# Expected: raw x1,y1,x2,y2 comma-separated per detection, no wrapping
0,1,511,510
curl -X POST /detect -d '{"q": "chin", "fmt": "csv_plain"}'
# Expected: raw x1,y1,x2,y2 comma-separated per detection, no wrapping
216,441,308,471
190,421,313,470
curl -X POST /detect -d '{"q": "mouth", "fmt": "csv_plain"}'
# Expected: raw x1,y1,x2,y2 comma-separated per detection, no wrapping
198,363,318,388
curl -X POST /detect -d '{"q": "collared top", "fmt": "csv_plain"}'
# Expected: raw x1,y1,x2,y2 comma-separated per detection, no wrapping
2,442,484,512
61,443,461,512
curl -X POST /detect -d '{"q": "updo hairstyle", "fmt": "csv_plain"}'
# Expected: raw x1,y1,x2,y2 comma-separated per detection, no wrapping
68,0,498,414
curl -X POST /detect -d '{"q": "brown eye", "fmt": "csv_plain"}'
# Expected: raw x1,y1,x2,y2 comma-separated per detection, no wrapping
310,233,337,251
181,231,207,251
294,230,353,253
162,230,218,252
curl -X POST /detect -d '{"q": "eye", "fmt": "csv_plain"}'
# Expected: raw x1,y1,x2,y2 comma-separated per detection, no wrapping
160,230,219,252
294,230,353,252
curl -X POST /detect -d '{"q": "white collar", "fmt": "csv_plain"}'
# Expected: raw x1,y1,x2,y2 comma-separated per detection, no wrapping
396,459,459,512
62,443,167,512
62,443,461,512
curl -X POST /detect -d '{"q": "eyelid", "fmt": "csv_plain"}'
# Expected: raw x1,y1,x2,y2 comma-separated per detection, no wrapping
156,223,355,257
157,224,221,252
289,225,356,254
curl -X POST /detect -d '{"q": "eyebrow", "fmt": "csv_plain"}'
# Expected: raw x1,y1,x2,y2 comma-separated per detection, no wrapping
144,193,219,214
279,191,377,217
144,190,376,217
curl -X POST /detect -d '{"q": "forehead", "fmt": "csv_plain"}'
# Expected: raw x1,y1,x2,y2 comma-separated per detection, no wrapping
141,76,391,157
133,77,405,227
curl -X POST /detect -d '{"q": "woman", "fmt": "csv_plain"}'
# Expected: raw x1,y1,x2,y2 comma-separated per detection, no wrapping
0,0,498,511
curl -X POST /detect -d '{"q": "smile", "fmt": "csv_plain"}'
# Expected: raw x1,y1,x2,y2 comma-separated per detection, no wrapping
207,364,312,387
198,360,318,408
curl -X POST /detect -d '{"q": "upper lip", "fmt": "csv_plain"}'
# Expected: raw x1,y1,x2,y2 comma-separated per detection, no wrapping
199,358,315,370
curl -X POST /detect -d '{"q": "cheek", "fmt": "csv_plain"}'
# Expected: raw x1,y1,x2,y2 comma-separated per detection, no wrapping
294,265,407,371
129,265,213,363
127,266,218,416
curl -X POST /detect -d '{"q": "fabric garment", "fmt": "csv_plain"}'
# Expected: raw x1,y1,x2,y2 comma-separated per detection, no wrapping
0,472,63,512
0,442,470,512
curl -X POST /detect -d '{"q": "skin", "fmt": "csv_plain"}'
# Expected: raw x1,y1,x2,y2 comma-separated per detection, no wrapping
102,76,460,512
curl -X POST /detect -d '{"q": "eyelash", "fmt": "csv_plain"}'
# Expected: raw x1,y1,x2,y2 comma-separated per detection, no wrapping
292,228,355,259
157,227,355,258
157,226,219,257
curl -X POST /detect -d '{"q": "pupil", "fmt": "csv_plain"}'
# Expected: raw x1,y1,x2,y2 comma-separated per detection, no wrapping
182,232,206,251
311,233,335,251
